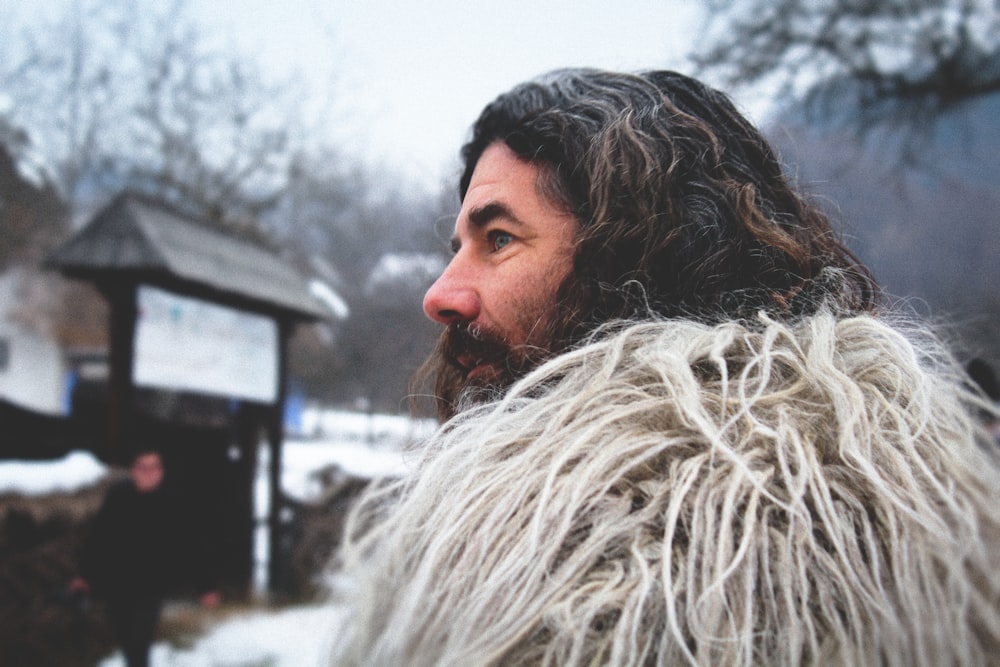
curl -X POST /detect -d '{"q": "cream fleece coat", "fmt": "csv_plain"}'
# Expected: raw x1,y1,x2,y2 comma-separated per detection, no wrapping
333,312,1000,666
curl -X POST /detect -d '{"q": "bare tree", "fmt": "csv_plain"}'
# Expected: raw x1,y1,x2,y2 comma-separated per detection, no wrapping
279,152,455,411
0,122,67,270
278,150,455,289
1,1,120,208
694,0,1000,131
1,0,308,237
705,0,1000,374
124,15,301,237
1,0,455,407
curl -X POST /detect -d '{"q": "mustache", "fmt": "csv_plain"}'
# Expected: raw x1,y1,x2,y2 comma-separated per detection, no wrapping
442,323,512,370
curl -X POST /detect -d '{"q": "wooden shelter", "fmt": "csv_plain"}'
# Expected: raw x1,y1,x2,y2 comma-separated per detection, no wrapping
47,192,331,595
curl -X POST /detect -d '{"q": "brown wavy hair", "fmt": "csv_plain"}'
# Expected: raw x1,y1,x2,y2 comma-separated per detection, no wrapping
419,69,879,419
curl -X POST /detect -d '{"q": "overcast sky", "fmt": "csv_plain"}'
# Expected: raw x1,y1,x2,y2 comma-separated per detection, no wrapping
7,2,771,190
190,0,710,187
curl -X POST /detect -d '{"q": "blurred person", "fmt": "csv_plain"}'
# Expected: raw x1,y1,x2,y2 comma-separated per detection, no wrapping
71,448,219,667
333,69,1000,666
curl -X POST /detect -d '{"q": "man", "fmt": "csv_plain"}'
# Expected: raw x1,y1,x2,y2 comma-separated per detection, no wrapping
334,69,1000,666
73,448,219,667
418,68,878,421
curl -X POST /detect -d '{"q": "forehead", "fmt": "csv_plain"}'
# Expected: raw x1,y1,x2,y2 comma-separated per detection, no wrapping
456,142,572,233
464,142,537,197
132,452,162,467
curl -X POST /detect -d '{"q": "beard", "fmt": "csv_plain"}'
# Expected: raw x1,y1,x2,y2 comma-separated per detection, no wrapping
445,322,540,388
424,321,554,420
415,276,588,422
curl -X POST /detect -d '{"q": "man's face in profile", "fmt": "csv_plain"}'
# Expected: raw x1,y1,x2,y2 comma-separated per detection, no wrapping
423,141,577,399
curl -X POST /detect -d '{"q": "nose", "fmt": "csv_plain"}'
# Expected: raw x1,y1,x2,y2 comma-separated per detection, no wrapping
423,259,481,325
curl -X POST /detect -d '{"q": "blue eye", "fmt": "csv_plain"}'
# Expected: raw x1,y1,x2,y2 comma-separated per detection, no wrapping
489,231,513,251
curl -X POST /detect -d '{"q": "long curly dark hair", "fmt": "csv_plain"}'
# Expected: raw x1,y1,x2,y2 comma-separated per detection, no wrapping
420,68,880,419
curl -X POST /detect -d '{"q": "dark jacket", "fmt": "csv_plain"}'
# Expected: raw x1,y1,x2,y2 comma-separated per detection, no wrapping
79,480,183,599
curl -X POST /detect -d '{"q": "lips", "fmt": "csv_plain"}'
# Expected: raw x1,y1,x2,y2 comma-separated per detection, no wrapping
458,356,501,382
454,352,502,382
455,354,482,376
445,325,510,382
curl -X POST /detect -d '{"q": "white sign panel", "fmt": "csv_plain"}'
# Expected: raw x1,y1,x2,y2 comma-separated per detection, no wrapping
133,285,278,403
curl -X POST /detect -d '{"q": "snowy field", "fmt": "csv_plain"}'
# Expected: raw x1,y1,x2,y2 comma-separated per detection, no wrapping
116,602,348,667
0,409,430,498
0,408,435,667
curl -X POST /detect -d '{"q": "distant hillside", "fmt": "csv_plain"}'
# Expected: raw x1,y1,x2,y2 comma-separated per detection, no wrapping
767,92,1000,371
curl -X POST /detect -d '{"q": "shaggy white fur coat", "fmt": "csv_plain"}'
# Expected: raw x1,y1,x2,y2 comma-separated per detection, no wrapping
332,312,1000,666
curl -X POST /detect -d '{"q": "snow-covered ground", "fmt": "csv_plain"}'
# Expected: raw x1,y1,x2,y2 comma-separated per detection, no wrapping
98,604,343,667
0,408,430,499
104,603,348,667
0,408,435,667
0,449,108,495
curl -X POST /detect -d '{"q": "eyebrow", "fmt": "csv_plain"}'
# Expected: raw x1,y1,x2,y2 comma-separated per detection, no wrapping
467,201,522,230
450,201,525,251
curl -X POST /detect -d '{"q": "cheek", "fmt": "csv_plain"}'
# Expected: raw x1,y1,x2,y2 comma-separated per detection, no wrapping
511,265,569,333
481,250,574,338
139,471,163,489
534,252,573,297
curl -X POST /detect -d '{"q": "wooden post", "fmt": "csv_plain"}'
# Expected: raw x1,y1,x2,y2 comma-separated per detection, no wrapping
267,319,290,594
104,282,137,463
231,402,261,599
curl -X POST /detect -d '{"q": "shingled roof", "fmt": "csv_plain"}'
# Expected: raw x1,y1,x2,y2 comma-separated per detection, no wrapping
47,193,329,320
